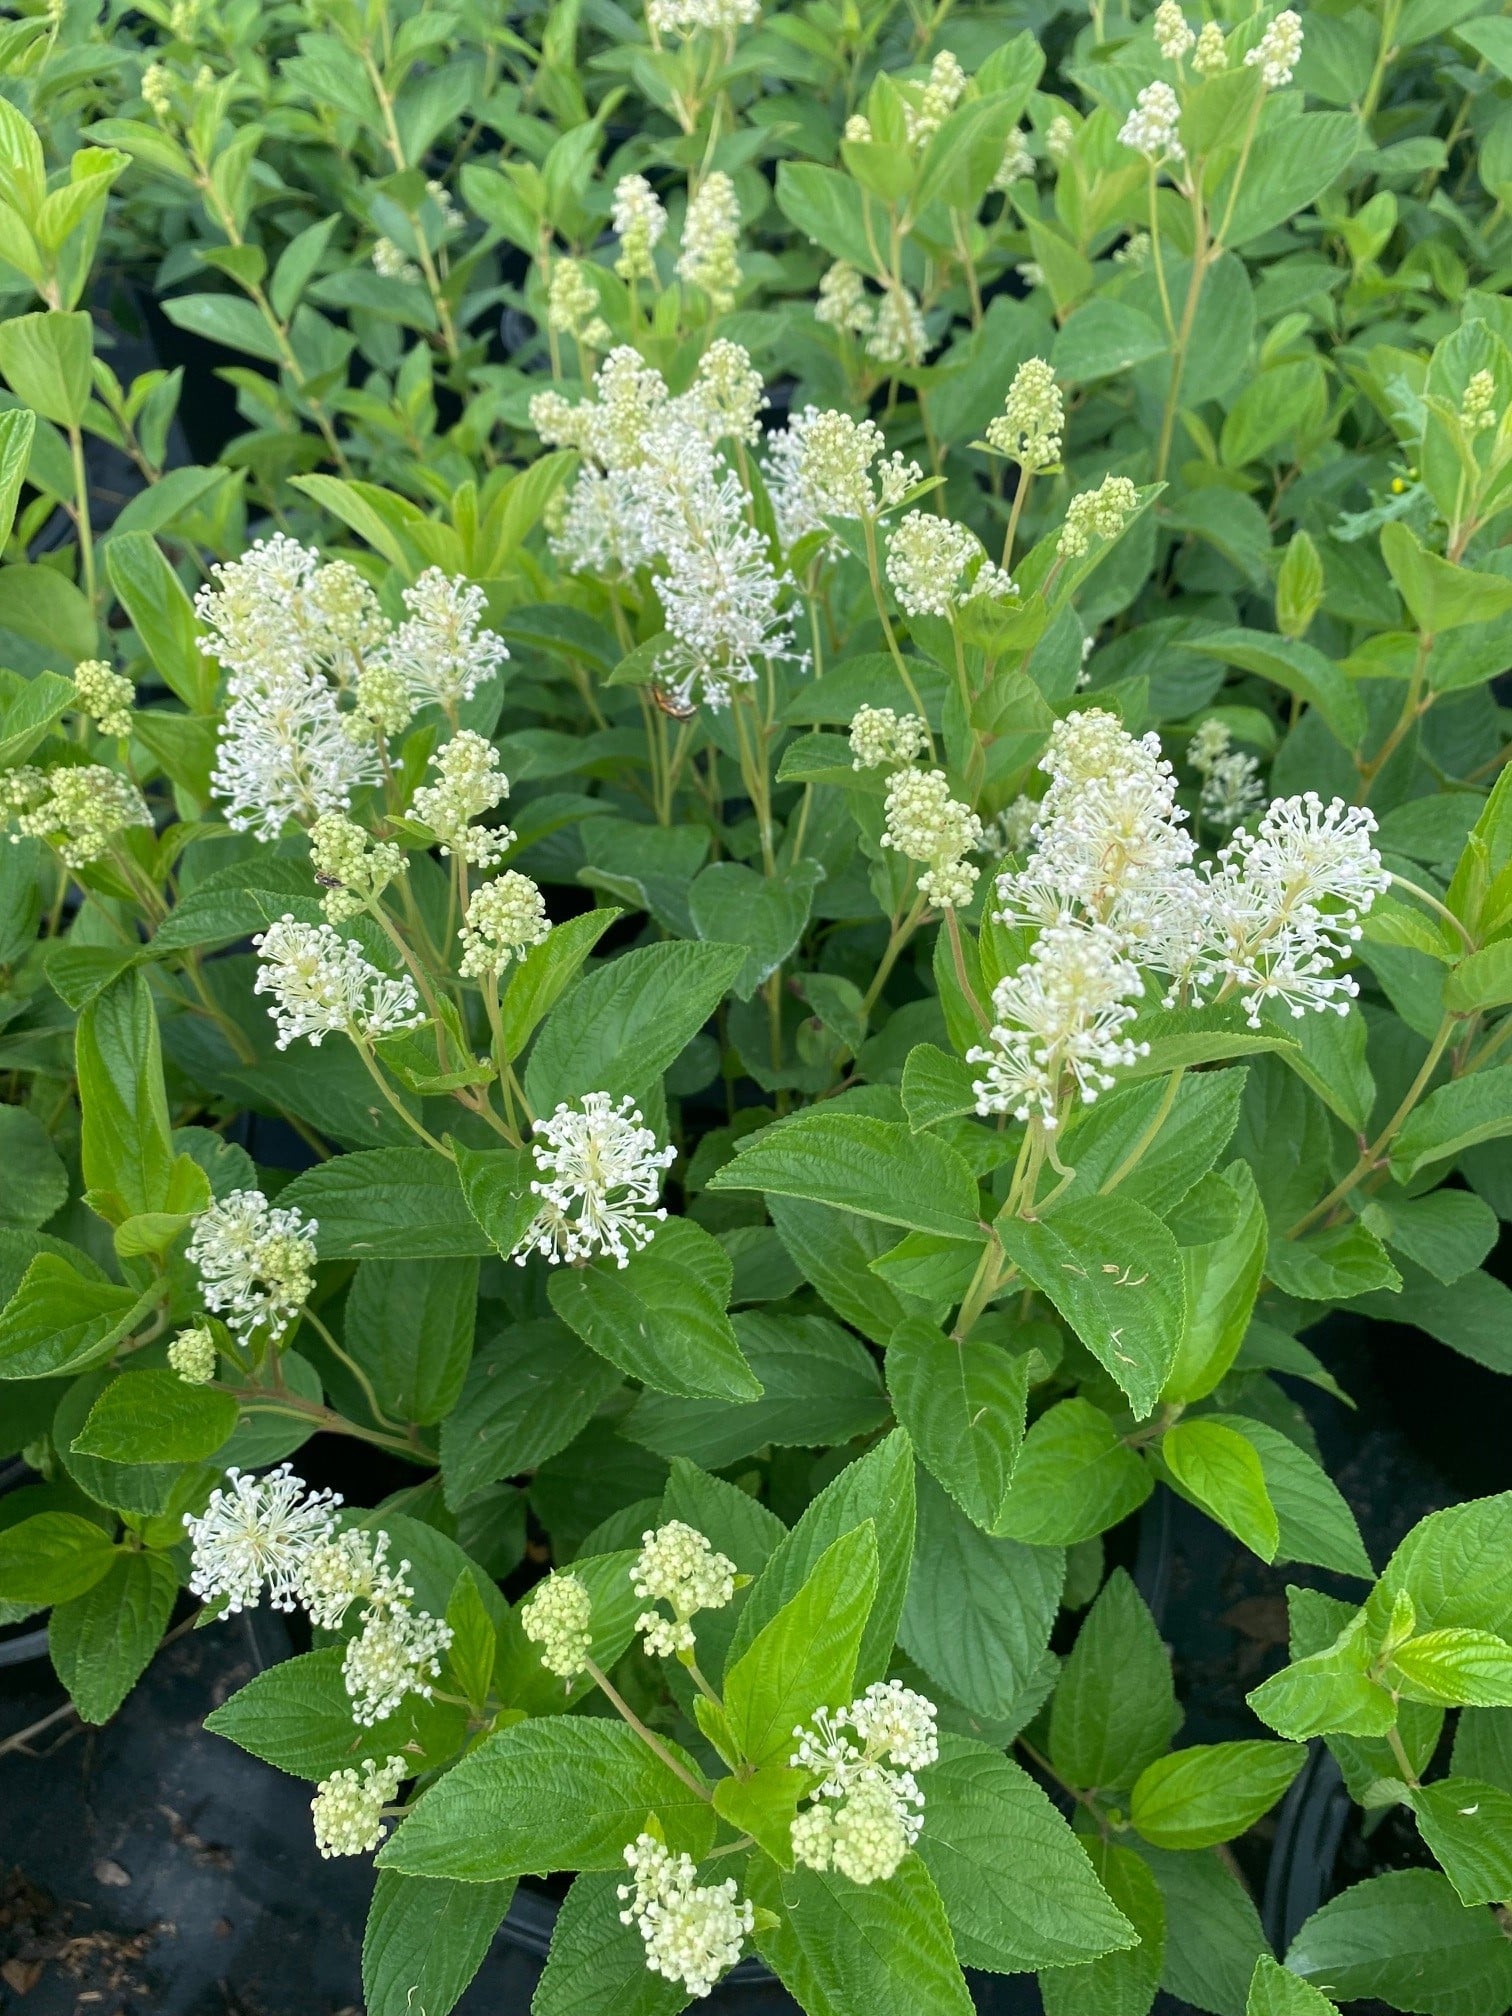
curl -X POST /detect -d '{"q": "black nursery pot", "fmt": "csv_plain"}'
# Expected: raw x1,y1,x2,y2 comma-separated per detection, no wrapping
0,1459,49,1670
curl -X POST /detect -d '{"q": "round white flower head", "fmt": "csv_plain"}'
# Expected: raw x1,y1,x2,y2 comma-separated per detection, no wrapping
308,812,406,925
522,1571,594,1680
850,705,930,772
1,765,152,869
1193,20,1226,70
618,1835,755,1998
647,0,759,36
969,923,1148,1127
986,794,1041,856
613,173,668,281
1058,475,1140,559
73,659,134,738
1119,80,1185,162
459,872,551,980
677,171,741,312
791,410,923,522
867,285,928,367
885,512,984,619
987,358,1063,471
881,768,984,911
632,1520,737,1658
816,262,873,338
343,1601,454,1726
1189,719,1264,831
373,236,419,283
789,1682,937,1885
252,915,422,1049
183,1465,341,1614
167,1326,217,1385
904,49,967,146
689,339,766,445
212,675,378,837
186,1188,318,1343
409,730,515,865
1244,8,1302,87
296,1525,413,1631
196,536,387,689
1153,0,1194,60
377,570,509,712
512,1092,676,1269
312,1755,405,1859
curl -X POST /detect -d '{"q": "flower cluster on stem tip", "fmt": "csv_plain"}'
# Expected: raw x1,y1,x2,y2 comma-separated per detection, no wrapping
1153,1,1194,61
382,569,509,711
784,409,923,524
186,1188,318,1343
1193,20,1226,71
183,1465,342,1613
409,730,514,864
1118,81,1184,163
312,1755,406,1858
632,1520,737,1657
790,1681,939,1885
510,1092,676,1268
1058,475,1140,559
459,871,551,979
1244,8,1302,88
884,511,1014,619
1189,717,1265,831
549,259,612,349
969,924,1149,1128
252,915,422,1049
849,705,930,772
168,1326,217,1385
677,172,741,312
647,0,759,38
2,765,152,868
881,768,984,911
73,658,134,738
307,812,405,924
618,1835,755,1998
986,358,1063,472
613,173,667,281
521,1571,594,1680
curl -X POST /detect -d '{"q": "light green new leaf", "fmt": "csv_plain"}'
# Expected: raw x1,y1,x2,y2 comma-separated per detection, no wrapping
1161,1419,1279,1562
1131,1741,1305,1851
1389,1628,1512,1707
1247,1954,1340,2016
725,1523,877,1766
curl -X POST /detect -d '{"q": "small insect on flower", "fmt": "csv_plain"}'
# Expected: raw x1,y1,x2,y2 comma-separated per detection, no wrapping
618,1835,755,1998
511,1092,677,1269
311,1755,406,1858
186,1188,319,1343
183,1465,342,1614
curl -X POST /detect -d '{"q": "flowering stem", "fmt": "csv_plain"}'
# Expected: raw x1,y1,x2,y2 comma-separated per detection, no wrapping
861,514,935,753
943,906,991,1032
1388,873,1476,953
1000,469,1033,574
297,1302,403,1433
68,424,96,606
583,1658,713,1801
1155,186,1210,482
351,1037,451,1157
366,899,455,1069
1147,164,1176,342
861,891,929,1018
232,1392,422,1459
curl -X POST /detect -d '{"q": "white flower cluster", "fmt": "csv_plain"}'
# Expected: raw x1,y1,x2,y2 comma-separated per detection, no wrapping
904,49,967,145
1194,20,1226,71
186,1189,317,1343
1244,8,1302,87
308,812,406,924
1,765,152,868
618,1835,755,1999
252,915,422,1049
458,871,551,979
647,0,759,37
790,1681,939,1885
1059,475,1140,559
1118,80,1184,162
510,1092,676,1268
1153,0,1194,59
409,730,515,864
969,711,1387,1125
184,1473,454,1728
311,1755,405,1858
632,1520,737,1657
1189,717,1264,831
884,510,1015,619
537,346,795,707
521,1571,594,1680
1461,369,1498,434
168,1326,217,1385
613,173,668,281
986,358,1063,472
549,259,612,349
849,705,930,771
73,658,134,738
882,768,984,911
197,538,506,836
1046,113,1075,162
677,171,742,312
373,237,419,284
765,408,922,535
993,128,1035,189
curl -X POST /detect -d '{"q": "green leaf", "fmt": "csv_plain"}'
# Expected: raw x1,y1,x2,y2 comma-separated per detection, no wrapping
1050,1569,1175,1794
1405,1777,1512,1907
626,1311,887,1468
76,970,175,1225
994,1399,1152,1547
1247,1955,1340,2016
1179,630,1365,749
0,667,75,766
362,1872,515,2016
768,1195,945,1345
688,861,822,1000
1219,112,1362,247
773,160,875,270
1058,1071,1246,1217
0,1253,151,1380
751,1853,973,2016
1160,1419,1280,1562
525,940,746,1111
71,1367,237,1463
376,1720,714,1879
1208,1417,1371,1579
920,1734,1136,1971
1053,298,1167,382
1040,1840,1163,2016
1164,1164,1268,1404
160,291,286,364
710,1110,982,1239
1247,1610,1396,1742
533,1871,688,2016
0,567,95,661
549,1217,760,1400
48,1551,175,1724
727,1430,914,1690
1390,1629,1512,1707
0,1510,117,1604
1391,1063,1512,1179
204,1646,467,1782
886,1318,1027,1534
346,1258,477,1426
0,308,93,424
1286,1869,1512,2016
439,1318,621,1510
726,1523,878,1766
279,1148,492,1258
1383,519,1512,634
0,405,34,549
496,907,621,1058
105,533,212,712
1367,1493,1512,1640
1130,1741,1305,1852
1144,1844,1270,2016
0,1105,67,1228
996,1197,1185,1418
899,1471,1063,1724
1361,1191,1498,1285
